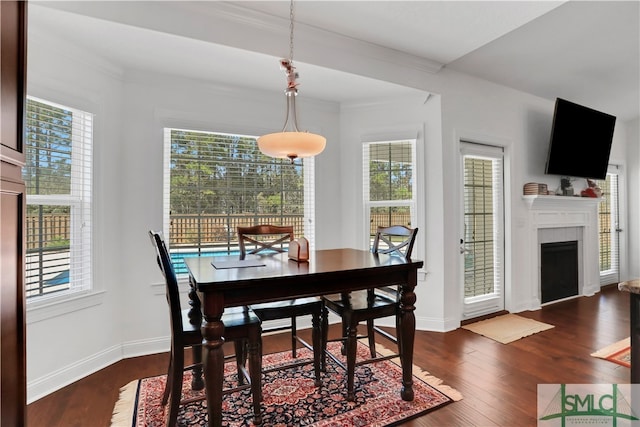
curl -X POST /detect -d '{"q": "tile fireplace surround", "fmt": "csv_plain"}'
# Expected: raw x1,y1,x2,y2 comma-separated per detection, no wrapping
522,195,601,309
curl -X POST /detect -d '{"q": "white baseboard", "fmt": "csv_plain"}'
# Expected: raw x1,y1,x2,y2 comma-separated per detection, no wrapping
27,337,169,405
27,312,447,404
376,314,458,333
27,344,122,404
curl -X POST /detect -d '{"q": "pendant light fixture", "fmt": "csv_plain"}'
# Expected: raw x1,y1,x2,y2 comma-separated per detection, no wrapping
257,0,326,162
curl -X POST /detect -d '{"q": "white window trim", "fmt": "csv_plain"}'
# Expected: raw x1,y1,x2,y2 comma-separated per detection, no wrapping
459,141,505,315
162,127,316,283
26,291,105,324
24,96,94,305
599,165,623,285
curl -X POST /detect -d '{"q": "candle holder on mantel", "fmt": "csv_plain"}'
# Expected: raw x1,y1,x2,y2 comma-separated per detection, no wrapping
560,176,574,196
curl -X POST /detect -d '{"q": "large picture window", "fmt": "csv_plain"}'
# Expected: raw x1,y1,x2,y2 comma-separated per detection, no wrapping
363,139,417,247
163,128,315,274
23,97,93,299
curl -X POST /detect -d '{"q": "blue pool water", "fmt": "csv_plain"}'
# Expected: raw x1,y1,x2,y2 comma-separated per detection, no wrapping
39,250,243,287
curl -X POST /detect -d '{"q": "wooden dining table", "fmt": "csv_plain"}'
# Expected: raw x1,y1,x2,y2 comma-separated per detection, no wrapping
184,247,424,427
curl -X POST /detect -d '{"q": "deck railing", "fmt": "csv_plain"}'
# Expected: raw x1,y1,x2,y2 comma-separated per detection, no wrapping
25,212,415,251
169,214,306,248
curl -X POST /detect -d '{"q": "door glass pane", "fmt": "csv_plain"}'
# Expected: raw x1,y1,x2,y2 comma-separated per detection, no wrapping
463,157,495,298
598,176,613,271
596,171,619,284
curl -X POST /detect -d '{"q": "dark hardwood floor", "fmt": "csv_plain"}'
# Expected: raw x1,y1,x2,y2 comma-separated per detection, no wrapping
27,285,630,426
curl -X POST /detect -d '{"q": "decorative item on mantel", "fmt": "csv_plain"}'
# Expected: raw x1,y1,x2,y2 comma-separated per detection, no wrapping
288,236,309,262
580,179,602,198
559,176,575,196
523,182,551,195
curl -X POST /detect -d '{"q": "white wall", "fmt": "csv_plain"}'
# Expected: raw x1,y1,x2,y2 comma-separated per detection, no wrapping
25,30,342,402
26,32,127,402
627,118,640,278
338,94,445,330
117,69,341,350
25,19,638,403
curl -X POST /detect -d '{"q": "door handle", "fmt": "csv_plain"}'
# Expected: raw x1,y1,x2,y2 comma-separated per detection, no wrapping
459,239,470,254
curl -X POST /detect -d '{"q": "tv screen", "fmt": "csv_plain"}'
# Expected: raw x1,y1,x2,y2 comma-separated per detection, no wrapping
544,98,616,180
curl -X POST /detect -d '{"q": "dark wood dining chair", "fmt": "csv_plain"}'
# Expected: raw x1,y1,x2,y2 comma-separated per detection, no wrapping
149,230,263,426
237,224,323,385
321,225,418,401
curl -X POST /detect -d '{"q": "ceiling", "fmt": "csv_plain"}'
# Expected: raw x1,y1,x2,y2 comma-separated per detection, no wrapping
29,1,639,120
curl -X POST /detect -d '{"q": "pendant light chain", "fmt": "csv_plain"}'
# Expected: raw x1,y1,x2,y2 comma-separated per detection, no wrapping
289,0,295,64
256,0,326,161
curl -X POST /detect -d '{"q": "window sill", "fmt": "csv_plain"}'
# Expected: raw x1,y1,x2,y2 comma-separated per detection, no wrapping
26,290,106,324
152,277,190,296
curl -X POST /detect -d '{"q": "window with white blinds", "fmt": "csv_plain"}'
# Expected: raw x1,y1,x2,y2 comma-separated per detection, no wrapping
362,139,417,248
23,96,93,299
163,128,315,275
461,143,504,300
597,168,620,285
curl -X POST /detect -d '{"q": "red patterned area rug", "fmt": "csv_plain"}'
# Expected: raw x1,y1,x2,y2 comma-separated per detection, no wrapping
111,341,462,426
591,337,631,368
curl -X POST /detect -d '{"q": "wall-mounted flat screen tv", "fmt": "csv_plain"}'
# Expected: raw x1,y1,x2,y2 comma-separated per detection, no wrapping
544,98,616,180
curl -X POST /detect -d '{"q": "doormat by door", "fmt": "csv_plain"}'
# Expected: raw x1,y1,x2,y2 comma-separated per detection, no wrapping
591,337,631,368
461,313,555,344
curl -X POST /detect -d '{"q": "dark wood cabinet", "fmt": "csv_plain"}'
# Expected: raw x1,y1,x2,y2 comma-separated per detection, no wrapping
0,1,27,426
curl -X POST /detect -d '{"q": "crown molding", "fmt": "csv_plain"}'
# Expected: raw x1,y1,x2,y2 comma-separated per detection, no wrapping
37,1,444,79
209,2,444,75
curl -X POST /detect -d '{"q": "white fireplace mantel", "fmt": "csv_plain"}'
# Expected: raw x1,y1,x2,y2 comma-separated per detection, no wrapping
521,194,601,310
522,194,601,210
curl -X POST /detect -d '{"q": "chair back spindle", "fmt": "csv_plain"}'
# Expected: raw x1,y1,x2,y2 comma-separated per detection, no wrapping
372,225,418,259
238,224,294,258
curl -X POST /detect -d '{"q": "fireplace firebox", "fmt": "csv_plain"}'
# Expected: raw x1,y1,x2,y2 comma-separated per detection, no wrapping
541,240,579,303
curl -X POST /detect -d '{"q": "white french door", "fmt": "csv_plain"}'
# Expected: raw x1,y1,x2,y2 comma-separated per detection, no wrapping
597,165,622,286
460,141,505,319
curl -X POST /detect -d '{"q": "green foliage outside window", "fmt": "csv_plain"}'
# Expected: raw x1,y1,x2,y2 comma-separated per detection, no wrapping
170,130,303,217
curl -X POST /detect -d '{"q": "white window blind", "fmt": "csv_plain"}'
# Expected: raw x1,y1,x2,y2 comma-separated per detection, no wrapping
163,128,315,275
362,139,417,249
461,142,504,300
597,167,620,285
23,96,93,299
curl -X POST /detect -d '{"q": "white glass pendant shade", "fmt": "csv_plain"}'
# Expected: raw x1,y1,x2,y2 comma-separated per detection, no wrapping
257,131,326,160
258,84,326,161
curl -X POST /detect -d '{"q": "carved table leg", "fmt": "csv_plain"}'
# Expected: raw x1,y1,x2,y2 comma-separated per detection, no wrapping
398,270,417,401
187,278,204,390
248,328,263,425
201,294,225,427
